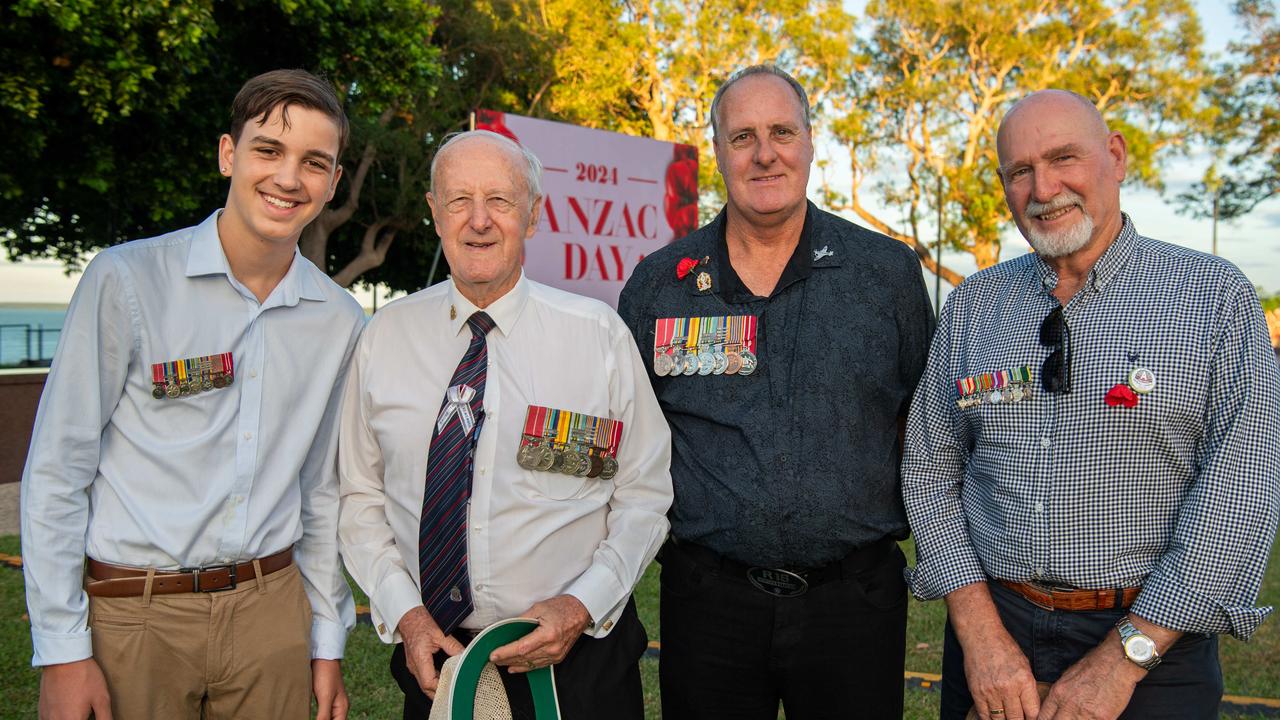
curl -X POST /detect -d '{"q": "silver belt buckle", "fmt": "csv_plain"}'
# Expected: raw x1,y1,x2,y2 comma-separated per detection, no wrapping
747,567,808,598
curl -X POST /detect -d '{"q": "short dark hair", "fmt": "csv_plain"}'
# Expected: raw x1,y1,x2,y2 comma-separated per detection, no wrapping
229,69,349,156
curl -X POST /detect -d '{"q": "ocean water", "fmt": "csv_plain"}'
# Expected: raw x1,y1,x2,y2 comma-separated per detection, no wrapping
0,307,65,366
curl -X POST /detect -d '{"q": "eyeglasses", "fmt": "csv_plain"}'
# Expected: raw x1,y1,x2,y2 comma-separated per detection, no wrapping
1039,305,1071,393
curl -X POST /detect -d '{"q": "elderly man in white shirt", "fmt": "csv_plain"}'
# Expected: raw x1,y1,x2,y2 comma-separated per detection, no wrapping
21,70,361,720
337,130,673,720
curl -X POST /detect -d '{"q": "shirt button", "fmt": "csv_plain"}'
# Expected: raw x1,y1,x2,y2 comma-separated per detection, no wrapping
1034,566,1044,577
1033,502,1044,513
475,584,485,591
249,369,258,378
478,466,486,474
1040,437,1051,449
243,432,253,441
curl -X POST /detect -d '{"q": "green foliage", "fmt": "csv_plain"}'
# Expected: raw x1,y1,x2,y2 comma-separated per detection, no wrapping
831,0,1215,272
0,0,443,293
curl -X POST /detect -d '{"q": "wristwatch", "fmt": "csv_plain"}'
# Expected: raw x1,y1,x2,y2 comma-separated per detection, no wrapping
1115,616,1162,670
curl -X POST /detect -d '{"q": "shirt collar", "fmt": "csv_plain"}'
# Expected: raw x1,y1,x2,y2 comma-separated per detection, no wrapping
185,210,326,305
447,271,530,337
712,202,816,302
1033,212,1138,297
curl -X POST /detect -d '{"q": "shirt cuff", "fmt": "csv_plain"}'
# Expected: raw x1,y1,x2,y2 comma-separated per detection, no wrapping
905,549,988,601
31,628,93,667
564,563,626,638
310,617,349,660
373,572,426,644
1130,571,1274,641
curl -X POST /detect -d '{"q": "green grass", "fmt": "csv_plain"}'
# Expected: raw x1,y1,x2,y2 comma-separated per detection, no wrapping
0,535,1275,719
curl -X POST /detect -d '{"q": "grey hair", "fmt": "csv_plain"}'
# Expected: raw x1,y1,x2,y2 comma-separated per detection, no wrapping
429,129,544,202
709,65,812,138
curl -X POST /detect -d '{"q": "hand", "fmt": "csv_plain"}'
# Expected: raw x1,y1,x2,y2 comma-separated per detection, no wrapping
1039,615,1177,720
311,658,349,720
397,606,465,699
946,584,1041,720
488,595,592,674
39,658,113,720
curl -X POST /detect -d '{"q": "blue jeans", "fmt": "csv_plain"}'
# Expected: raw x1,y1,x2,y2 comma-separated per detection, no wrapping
941,580,1223,719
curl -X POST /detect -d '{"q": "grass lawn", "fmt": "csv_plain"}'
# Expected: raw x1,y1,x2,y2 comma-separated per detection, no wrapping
0,535,1275,719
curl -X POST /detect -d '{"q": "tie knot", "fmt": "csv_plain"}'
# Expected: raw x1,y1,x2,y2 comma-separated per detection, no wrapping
467,311,496,338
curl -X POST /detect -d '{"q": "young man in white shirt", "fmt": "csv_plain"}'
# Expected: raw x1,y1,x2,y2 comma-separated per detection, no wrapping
23,69,363,720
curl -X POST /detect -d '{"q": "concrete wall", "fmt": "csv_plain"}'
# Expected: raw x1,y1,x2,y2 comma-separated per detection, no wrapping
0,370,46,485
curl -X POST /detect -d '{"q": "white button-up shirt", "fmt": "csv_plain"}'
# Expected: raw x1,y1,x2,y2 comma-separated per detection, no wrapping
338,274,672,643
21,211,364,665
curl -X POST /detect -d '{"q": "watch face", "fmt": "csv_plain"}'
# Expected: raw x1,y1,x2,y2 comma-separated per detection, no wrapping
1124,635,1156,663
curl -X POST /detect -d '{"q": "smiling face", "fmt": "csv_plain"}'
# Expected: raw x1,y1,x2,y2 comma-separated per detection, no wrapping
217,104,343,252
713,73,814,229
996,91,1126,259
427,135,541,308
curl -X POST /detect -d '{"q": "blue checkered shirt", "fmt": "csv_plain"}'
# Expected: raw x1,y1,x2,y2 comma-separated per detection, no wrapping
902,215,1280,640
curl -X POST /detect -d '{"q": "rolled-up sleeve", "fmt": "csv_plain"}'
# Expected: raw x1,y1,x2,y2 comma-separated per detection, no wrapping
1130,283,1280,639
901,293,988,600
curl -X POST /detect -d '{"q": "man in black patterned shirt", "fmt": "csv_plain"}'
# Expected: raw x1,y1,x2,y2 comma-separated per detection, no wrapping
903,89,1280,720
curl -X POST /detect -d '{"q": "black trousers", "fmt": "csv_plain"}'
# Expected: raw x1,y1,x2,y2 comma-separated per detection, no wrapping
940,580,1223,719
659,537,909,720
390,598,646,720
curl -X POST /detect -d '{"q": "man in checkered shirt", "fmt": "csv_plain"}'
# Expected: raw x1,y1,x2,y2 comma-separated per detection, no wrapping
903,89,1280,720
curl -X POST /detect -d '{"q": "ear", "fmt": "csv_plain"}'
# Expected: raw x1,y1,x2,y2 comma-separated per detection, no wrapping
712,136,726,176
326,164,344,203
524,195,542,240
1107,131,1127,182
426,191,440,226
218,134,236,176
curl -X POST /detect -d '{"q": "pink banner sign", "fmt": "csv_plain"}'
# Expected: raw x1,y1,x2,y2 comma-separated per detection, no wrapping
475,110,698,308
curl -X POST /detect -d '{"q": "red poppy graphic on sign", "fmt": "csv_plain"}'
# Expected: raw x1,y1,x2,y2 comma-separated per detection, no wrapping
664,144,698,240
475,109,520,144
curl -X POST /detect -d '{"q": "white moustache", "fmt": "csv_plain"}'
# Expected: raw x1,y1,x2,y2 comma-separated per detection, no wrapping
1026,192,1085,218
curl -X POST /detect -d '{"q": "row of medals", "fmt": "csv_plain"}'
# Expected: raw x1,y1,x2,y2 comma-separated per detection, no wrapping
956,381,1032,409
654,339,757,377
516,437,619,480
152,361,233,399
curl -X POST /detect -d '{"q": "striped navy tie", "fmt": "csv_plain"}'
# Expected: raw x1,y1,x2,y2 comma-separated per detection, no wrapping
419,310,495,635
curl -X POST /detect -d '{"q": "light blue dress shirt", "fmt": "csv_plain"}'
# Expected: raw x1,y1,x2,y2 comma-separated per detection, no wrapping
21,211,364,666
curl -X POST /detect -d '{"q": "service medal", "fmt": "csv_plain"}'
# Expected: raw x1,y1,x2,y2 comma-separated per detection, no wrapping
517,443,540,470
697,351,715,376
712,351,728,375
681,353,698,376
600,456,619,480
586,454,604,478
152,385,165,400
535,445,555,471
654,353,675,377
738,349,758,376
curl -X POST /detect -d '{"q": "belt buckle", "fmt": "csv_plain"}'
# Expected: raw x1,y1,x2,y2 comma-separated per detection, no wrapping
182,563,237,593
747,567,808,598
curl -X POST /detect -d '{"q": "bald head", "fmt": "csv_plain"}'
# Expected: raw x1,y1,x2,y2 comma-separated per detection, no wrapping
997,90,1109,169
994,88,1127,262
431,130,543,205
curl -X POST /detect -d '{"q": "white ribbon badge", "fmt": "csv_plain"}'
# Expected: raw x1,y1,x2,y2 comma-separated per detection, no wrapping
437,384,478,434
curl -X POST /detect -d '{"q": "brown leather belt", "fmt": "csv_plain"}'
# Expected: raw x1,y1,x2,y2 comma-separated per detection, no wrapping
1000,579,1139,612
85,547,293,598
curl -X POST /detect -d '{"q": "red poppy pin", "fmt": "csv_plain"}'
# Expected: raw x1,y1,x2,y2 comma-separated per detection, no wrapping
1104,383,1138,408
676,256,698,280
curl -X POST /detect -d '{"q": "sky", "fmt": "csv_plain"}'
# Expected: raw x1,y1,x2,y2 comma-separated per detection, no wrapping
2,0,1274,308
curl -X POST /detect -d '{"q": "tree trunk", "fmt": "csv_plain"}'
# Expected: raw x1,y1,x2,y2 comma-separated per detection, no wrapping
330,220,399,289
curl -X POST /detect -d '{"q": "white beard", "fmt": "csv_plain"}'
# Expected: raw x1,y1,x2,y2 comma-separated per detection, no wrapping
1023,194,1094,258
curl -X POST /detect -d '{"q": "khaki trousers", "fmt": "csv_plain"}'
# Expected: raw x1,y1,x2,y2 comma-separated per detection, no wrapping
89,562,313,720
